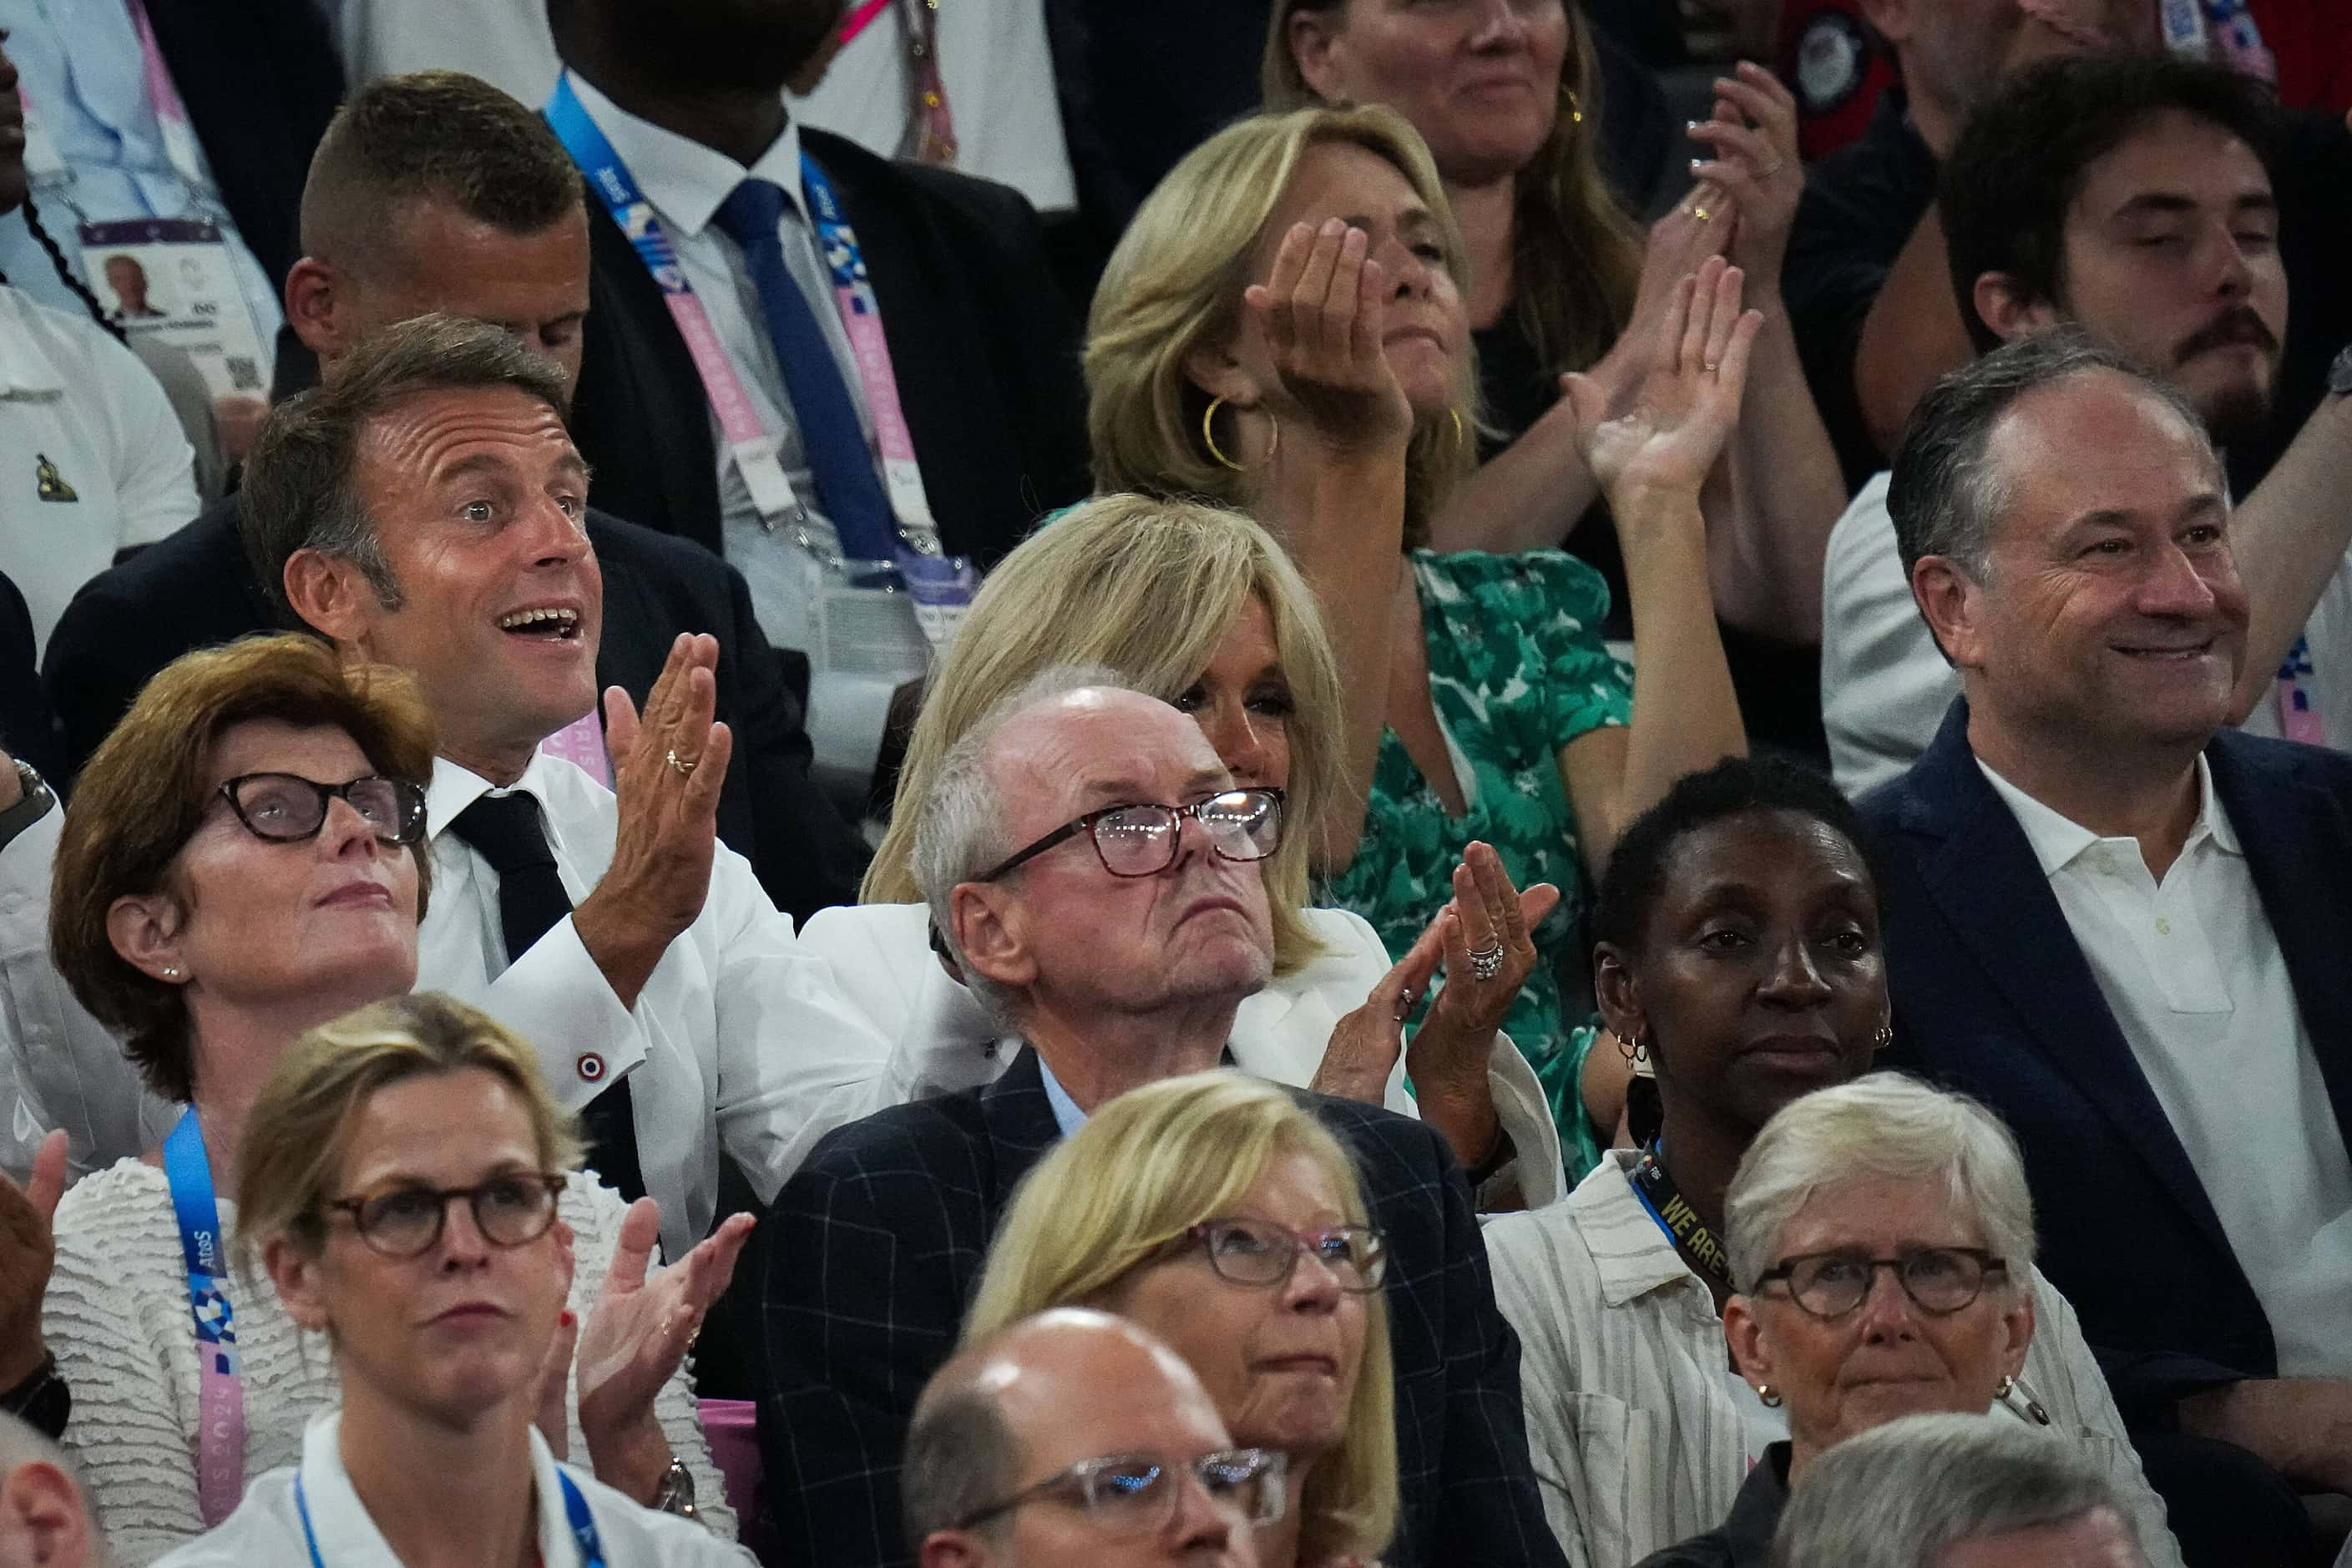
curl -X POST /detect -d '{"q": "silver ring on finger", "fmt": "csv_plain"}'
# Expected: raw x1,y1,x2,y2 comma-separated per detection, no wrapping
665,748,698,776
1468,941,1506,982
1393,989,1418,1022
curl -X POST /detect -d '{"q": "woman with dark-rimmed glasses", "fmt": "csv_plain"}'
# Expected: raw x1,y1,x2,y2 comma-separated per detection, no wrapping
964,1071,1399,1568
30,635,742,1561
152,991,753,1568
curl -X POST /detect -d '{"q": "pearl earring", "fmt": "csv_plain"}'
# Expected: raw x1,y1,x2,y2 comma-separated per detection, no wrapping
161,966,182,980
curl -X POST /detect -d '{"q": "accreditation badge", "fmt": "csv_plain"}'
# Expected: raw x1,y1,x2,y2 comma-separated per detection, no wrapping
77,217,271,401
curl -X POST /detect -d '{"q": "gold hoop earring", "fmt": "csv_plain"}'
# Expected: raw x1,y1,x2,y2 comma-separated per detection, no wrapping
1756,1383,1782,1409
1562,85,1584,126
1201,397,1277,472
1447,407,1465,451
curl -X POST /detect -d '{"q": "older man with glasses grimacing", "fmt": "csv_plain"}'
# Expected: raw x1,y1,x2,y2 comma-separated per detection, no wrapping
751,674,1565,1568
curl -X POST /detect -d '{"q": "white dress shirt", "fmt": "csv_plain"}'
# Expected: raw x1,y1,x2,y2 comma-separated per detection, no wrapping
0,0,281,344
1977,756,2352,1377
0,281,195,650
150,1409,754,1568
1819,470,2352,797
1482,1154,2183,1568
789,0,1077,212
792,901,1570,1206
419,752,893,1261
564,73,913,792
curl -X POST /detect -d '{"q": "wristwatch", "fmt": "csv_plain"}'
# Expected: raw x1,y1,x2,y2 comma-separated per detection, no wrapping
0,761,53,854
650,1454,698,1520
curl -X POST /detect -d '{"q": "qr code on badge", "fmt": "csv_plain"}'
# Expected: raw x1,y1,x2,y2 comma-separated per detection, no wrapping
225,356,260,392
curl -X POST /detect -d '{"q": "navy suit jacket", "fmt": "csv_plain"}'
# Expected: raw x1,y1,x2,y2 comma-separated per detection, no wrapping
1864,701,2352,1422
752,1048,1566,1568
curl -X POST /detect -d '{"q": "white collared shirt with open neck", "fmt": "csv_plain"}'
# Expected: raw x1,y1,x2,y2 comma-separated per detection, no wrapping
148,1409,755,1568
1978,753,2352,1378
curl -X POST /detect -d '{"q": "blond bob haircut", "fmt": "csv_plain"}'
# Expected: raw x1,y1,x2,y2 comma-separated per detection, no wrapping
1725,1073,2039,1296
233,991,583,1274
1085,104,1476,544
964,1072,1398,1562
51,635,438,1104
865,493,1344,977
1262,0,1643,381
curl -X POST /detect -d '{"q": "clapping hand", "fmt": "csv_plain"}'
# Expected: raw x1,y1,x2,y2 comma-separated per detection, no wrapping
575,1199,754,1499
574,634,733,1007
1561,255,1762,508
0,1131,63,1388
1685,63,1802,286
1313,903,1448,1107
1243,219,1415,458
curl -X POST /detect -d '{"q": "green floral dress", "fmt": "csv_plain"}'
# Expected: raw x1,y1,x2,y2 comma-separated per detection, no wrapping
1320,549,1631,1183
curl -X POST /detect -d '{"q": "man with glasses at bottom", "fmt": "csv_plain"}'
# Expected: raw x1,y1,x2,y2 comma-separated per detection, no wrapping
903,1308,1277,1568
753,673,1564,1568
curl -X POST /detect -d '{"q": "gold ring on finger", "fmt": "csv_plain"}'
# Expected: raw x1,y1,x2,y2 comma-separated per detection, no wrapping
665,748,698,776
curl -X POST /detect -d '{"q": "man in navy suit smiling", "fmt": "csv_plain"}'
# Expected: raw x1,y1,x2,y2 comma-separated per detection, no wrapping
1864,328,2352,1564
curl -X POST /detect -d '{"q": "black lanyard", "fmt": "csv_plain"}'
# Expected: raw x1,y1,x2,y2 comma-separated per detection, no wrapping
1629,1142,1733,1289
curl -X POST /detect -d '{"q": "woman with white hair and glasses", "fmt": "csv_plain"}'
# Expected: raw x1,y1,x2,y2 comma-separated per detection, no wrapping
1770,1413,2149,1568
1631,1074,2177,1568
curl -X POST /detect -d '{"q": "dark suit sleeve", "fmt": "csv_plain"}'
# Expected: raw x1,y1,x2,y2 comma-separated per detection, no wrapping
43,577,168,781
1419,1128,1572,1568
755,1128,969,1568
715,559,871,922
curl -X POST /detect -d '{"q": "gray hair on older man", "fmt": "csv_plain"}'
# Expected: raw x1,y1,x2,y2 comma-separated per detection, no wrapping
1769,1412,2146,1568
1724,1072,2037,1295
910,662,1130,1021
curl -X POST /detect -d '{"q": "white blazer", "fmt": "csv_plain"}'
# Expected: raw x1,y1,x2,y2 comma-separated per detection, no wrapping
151,1410,755,1568
796,902,1565,1206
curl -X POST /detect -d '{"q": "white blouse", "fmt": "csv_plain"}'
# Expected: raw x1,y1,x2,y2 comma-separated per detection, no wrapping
46,1165,732,1565
153,1409,754,1568
1481,1153,2184,1568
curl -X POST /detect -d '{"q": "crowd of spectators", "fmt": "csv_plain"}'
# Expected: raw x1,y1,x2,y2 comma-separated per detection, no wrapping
0,1,2340,1565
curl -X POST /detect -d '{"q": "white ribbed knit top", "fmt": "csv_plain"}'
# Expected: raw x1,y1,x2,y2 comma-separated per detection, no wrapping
44,1162,732,1565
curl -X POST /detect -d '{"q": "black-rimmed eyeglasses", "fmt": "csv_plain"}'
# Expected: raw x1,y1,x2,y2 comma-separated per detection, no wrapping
1753,1246,2009,1318
975,787,1284,883
950,1447,1287,1535
218,772,427,847
323,1172,567,1259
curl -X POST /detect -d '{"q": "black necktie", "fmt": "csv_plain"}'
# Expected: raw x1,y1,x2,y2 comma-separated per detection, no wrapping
445,792,647,1204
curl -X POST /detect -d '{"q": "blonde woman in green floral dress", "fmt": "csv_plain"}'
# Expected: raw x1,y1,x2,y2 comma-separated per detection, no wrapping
1086,104,1753,1181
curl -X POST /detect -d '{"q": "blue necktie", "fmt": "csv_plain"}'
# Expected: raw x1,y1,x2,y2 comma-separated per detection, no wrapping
711,176,899,561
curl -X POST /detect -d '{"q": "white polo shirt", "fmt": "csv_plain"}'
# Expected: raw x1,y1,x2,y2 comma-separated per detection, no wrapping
0,283,195,652
1978,755,2352,1378
151,1409,755,1568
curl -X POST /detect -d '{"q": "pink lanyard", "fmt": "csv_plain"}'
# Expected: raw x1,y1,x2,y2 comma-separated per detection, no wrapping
837,0,959,165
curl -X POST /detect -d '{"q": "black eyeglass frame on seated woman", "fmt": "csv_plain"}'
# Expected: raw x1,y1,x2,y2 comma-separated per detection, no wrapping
216,771,429,847
1186,1216,1390,1294
950,1446,1289,1534
1753,1246,2010,1319
321,1171,569,1259
976,786,1285,883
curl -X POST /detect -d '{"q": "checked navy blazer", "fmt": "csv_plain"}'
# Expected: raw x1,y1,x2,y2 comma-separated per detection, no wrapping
751,1047,1567,1568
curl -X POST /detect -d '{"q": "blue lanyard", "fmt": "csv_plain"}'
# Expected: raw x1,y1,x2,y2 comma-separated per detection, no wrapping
296,1468,604,1568
164,1107,247,1524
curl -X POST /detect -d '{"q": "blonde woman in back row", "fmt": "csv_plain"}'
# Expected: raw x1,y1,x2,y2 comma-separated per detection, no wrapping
809,493,1566,1204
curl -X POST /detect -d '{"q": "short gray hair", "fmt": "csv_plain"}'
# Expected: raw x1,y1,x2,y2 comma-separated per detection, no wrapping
1888,326,2218,592
1725,1073,2037,1294
240,311,574,624
1770,1413,2142,1568
909,663,1133,1023
901,1383,1022,1550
